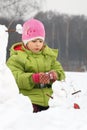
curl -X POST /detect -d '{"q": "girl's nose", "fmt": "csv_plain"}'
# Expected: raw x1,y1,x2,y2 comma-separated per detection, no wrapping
36,41,40,46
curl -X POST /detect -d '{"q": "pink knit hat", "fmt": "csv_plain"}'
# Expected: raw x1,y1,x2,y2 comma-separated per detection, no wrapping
22,18,45,45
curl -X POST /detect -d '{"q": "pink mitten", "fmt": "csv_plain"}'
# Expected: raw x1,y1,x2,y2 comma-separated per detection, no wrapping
49,71,58,82
32,72,50,84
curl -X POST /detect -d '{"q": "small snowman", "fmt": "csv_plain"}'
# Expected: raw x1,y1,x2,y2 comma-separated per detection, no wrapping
48,80,80,109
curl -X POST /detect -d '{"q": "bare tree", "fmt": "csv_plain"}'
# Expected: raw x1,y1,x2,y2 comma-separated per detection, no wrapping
0,0,46,20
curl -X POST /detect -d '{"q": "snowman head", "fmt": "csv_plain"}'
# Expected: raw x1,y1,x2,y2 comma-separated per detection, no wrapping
0,25,9,67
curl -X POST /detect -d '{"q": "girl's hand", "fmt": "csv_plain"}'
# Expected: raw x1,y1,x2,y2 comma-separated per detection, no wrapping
32,72,50,84
49,70,58,82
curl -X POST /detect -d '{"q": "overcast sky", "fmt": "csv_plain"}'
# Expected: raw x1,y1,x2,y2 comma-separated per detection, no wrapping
43,0,87,16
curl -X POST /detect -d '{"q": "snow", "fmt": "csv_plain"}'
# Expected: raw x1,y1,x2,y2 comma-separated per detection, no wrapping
0,24,87,130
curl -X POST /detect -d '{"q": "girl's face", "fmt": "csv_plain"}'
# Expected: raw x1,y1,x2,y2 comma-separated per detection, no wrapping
26,38,44,53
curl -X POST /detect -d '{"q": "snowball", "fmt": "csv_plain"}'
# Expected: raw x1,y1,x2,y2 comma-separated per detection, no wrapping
16,24,23,34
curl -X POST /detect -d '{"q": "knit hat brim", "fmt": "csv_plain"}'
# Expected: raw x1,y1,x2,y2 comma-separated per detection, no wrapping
23,36,45,45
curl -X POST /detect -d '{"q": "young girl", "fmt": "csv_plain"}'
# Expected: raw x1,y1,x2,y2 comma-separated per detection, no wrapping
7,18,65,112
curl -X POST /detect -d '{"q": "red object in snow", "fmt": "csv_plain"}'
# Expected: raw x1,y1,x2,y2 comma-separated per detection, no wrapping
74,103,80,109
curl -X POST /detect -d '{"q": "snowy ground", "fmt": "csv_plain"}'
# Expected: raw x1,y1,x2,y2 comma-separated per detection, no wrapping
0,71,87,130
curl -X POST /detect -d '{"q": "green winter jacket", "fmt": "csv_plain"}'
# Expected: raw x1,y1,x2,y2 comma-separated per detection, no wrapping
7,42,65,106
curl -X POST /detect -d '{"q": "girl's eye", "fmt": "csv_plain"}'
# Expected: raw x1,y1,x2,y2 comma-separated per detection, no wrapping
40,40,43,43
32,40,43,43
32,40,36,43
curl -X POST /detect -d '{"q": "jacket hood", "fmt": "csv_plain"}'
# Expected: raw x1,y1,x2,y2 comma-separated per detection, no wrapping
9,42,58,59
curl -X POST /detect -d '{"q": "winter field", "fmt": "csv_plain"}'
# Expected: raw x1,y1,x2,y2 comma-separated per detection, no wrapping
0,25,87,130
